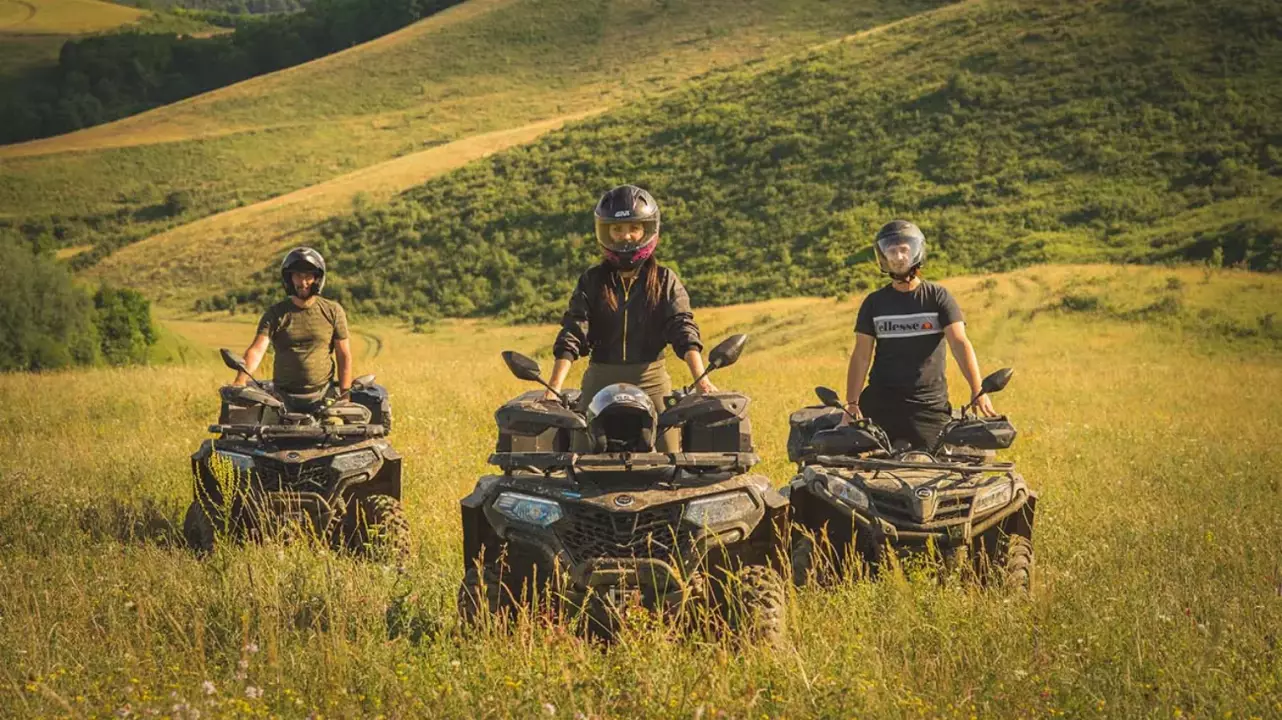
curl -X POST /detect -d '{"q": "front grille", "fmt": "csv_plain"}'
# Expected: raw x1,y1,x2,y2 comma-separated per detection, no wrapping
869,489,972,526
254,460,331,493
556,503,693,564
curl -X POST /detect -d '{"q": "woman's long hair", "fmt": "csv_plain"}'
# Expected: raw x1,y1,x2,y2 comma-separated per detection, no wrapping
601,257,661,313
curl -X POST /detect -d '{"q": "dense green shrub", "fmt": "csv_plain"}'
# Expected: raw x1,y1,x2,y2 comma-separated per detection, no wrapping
0,239,100,371
93,286,157,366
0,237,157,372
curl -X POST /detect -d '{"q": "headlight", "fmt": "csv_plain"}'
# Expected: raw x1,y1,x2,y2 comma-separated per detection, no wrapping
493,492,563,527
683,491,756,527
826,476,870,511
213,450,254,473
973,482,1013,514
331,449,378,474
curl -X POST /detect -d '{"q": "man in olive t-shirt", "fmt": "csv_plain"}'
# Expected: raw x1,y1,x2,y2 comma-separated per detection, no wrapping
232,247,353,397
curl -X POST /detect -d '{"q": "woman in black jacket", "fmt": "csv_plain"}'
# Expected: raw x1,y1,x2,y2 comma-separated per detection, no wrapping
544,184,715,451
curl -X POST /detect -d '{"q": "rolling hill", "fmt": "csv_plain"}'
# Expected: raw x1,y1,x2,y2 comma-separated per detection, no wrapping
154,0,1280,322
1,0,953,276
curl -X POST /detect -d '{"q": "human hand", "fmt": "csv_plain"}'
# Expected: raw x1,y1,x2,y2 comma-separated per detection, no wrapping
838,402,861,425
696,377,717,394
543,388,561,402
973,393,996,417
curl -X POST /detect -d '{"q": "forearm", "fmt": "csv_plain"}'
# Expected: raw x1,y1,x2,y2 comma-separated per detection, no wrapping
845,336,873,404
951,338,984,397
547,358,573,391
236,341,268,384
683,349,707,383
336,351,353,390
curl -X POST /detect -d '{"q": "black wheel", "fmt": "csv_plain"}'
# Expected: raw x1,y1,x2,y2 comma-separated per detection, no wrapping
348,494,410,563
974,530,1033,593
1000,534,1034,592
457,565,511,627
719,566,787,645
183,501,214,555
790,535,815,587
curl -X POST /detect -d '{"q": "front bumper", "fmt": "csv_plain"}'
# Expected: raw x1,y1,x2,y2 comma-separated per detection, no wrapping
787,469,1037,558
189,439,403,535
460,472,787,605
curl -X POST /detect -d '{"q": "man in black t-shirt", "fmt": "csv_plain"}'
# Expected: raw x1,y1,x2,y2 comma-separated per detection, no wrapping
843,220,997,449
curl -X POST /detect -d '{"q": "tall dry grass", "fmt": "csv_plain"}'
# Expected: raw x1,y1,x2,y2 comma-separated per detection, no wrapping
1,265,1280,717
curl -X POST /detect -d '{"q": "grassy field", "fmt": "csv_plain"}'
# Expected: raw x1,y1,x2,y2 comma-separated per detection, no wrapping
0,0,954,275
2,264,1280,717
0,0,144,34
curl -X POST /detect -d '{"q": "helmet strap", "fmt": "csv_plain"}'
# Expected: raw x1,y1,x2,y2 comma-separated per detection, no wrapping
886,265,921,283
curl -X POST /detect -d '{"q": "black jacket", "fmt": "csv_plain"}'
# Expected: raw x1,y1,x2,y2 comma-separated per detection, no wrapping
553,263,702,364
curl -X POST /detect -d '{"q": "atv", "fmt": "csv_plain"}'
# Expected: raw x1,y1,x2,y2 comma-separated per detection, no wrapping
457,335,789,641
785,368,1036,591
185,349,406,560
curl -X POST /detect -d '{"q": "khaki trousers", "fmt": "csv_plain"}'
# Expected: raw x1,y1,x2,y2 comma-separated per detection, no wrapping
576,360,679,452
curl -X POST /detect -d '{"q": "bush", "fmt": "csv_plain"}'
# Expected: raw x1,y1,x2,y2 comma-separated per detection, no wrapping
0,238,100,371
0,237,158,372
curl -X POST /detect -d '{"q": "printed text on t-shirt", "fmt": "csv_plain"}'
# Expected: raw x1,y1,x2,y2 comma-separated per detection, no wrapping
873,312,943,338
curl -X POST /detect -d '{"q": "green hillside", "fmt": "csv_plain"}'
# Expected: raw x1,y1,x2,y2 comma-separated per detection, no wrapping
200,0,1281,321
0,0,950,273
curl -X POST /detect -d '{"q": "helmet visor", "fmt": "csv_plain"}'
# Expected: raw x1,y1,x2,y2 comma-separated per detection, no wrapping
595,217,659,253
876,234,924,271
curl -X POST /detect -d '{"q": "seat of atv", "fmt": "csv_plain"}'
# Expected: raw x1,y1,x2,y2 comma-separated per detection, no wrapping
270,384,332,413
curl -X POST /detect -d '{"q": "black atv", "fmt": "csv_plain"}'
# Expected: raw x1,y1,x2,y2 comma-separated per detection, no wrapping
185,349,406,560
785,368,1036,591
457,335,789,641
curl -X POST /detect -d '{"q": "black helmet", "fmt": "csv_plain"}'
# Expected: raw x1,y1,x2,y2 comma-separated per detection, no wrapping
873,220,926,280
585,383,657,453
594,184,660,270
280,246,326,297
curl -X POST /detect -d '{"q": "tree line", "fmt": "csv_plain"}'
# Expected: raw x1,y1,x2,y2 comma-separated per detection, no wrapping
0,0,465,144
0,236,157,372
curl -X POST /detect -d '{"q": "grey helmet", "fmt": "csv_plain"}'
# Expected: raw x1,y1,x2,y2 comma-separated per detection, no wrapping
585,383,657,453
280,246,326,297
873,220,926,280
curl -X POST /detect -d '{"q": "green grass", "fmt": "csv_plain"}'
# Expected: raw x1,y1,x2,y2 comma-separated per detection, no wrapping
0,0,953,271
1,265,1280,717
184,0,1282,322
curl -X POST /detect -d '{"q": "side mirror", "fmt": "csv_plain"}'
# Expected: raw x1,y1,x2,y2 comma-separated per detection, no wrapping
980,367,1014,396
238,386,283,409
707,334,748,370
220,348,249,375
502,351,543,382
351,373,376,391
814,386,844,410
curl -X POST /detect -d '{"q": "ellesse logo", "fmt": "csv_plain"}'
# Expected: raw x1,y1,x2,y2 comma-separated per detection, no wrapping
873,313,943,338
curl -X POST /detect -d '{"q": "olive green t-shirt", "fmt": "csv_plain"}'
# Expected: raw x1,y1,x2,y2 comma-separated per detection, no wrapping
255,297,349,393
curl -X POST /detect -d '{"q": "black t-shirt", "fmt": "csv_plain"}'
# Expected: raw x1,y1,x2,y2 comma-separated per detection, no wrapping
855,281,964,403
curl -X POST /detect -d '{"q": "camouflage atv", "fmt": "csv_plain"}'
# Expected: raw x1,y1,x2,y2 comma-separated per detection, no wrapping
184,349,406,560
457,335,789,641
785,368,1036,591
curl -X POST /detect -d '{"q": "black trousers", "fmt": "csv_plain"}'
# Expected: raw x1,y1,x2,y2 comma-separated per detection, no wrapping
859,385,952,451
